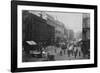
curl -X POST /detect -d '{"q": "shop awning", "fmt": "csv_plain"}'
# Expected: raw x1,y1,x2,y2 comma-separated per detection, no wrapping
26,41,37,45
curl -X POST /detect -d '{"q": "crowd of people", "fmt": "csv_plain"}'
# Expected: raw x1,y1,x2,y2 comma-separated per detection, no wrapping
43,39,90,61
43,40,83,60
23,39,90,61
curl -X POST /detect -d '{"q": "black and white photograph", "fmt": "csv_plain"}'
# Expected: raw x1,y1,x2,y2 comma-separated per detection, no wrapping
22,10,90,62
11,1,97,72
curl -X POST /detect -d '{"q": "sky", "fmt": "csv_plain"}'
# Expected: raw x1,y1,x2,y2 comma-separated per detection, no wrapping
46,11,82,33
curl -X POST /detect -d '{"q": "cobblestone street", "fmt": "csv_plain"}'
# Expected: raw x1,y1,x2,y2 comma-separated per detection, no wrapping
23,48,88,62
55,50,84,61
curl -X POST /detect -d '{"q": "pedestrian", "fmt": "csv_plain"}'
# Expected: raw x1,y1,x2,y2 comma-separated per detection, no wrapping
56,44,62,56
73,46,78,58
67,44,74,57
62,44,67,55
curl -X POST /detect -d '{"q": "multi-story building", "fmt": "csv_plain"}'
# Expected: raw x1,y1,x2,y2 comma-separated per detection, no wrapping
46,13,65,43
82,13,90,57
67,29,74,41
23,11,68,45
82,13,90,41
22,10,55,45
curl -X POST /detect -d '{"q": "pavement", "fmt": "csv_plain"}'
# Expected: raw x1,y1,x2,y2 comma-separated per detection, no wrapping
22,48,88,62
55,50,84,61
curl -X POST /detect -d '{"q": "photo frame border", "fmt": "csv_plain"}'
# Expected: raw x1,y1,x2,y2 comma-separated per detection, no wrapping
11,1,97,72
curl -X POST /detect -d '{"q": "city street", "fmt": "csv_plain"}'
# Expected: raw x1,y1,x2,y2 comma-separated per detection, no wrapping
22,10,90,63
55,49,84,60
22,48,87,62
